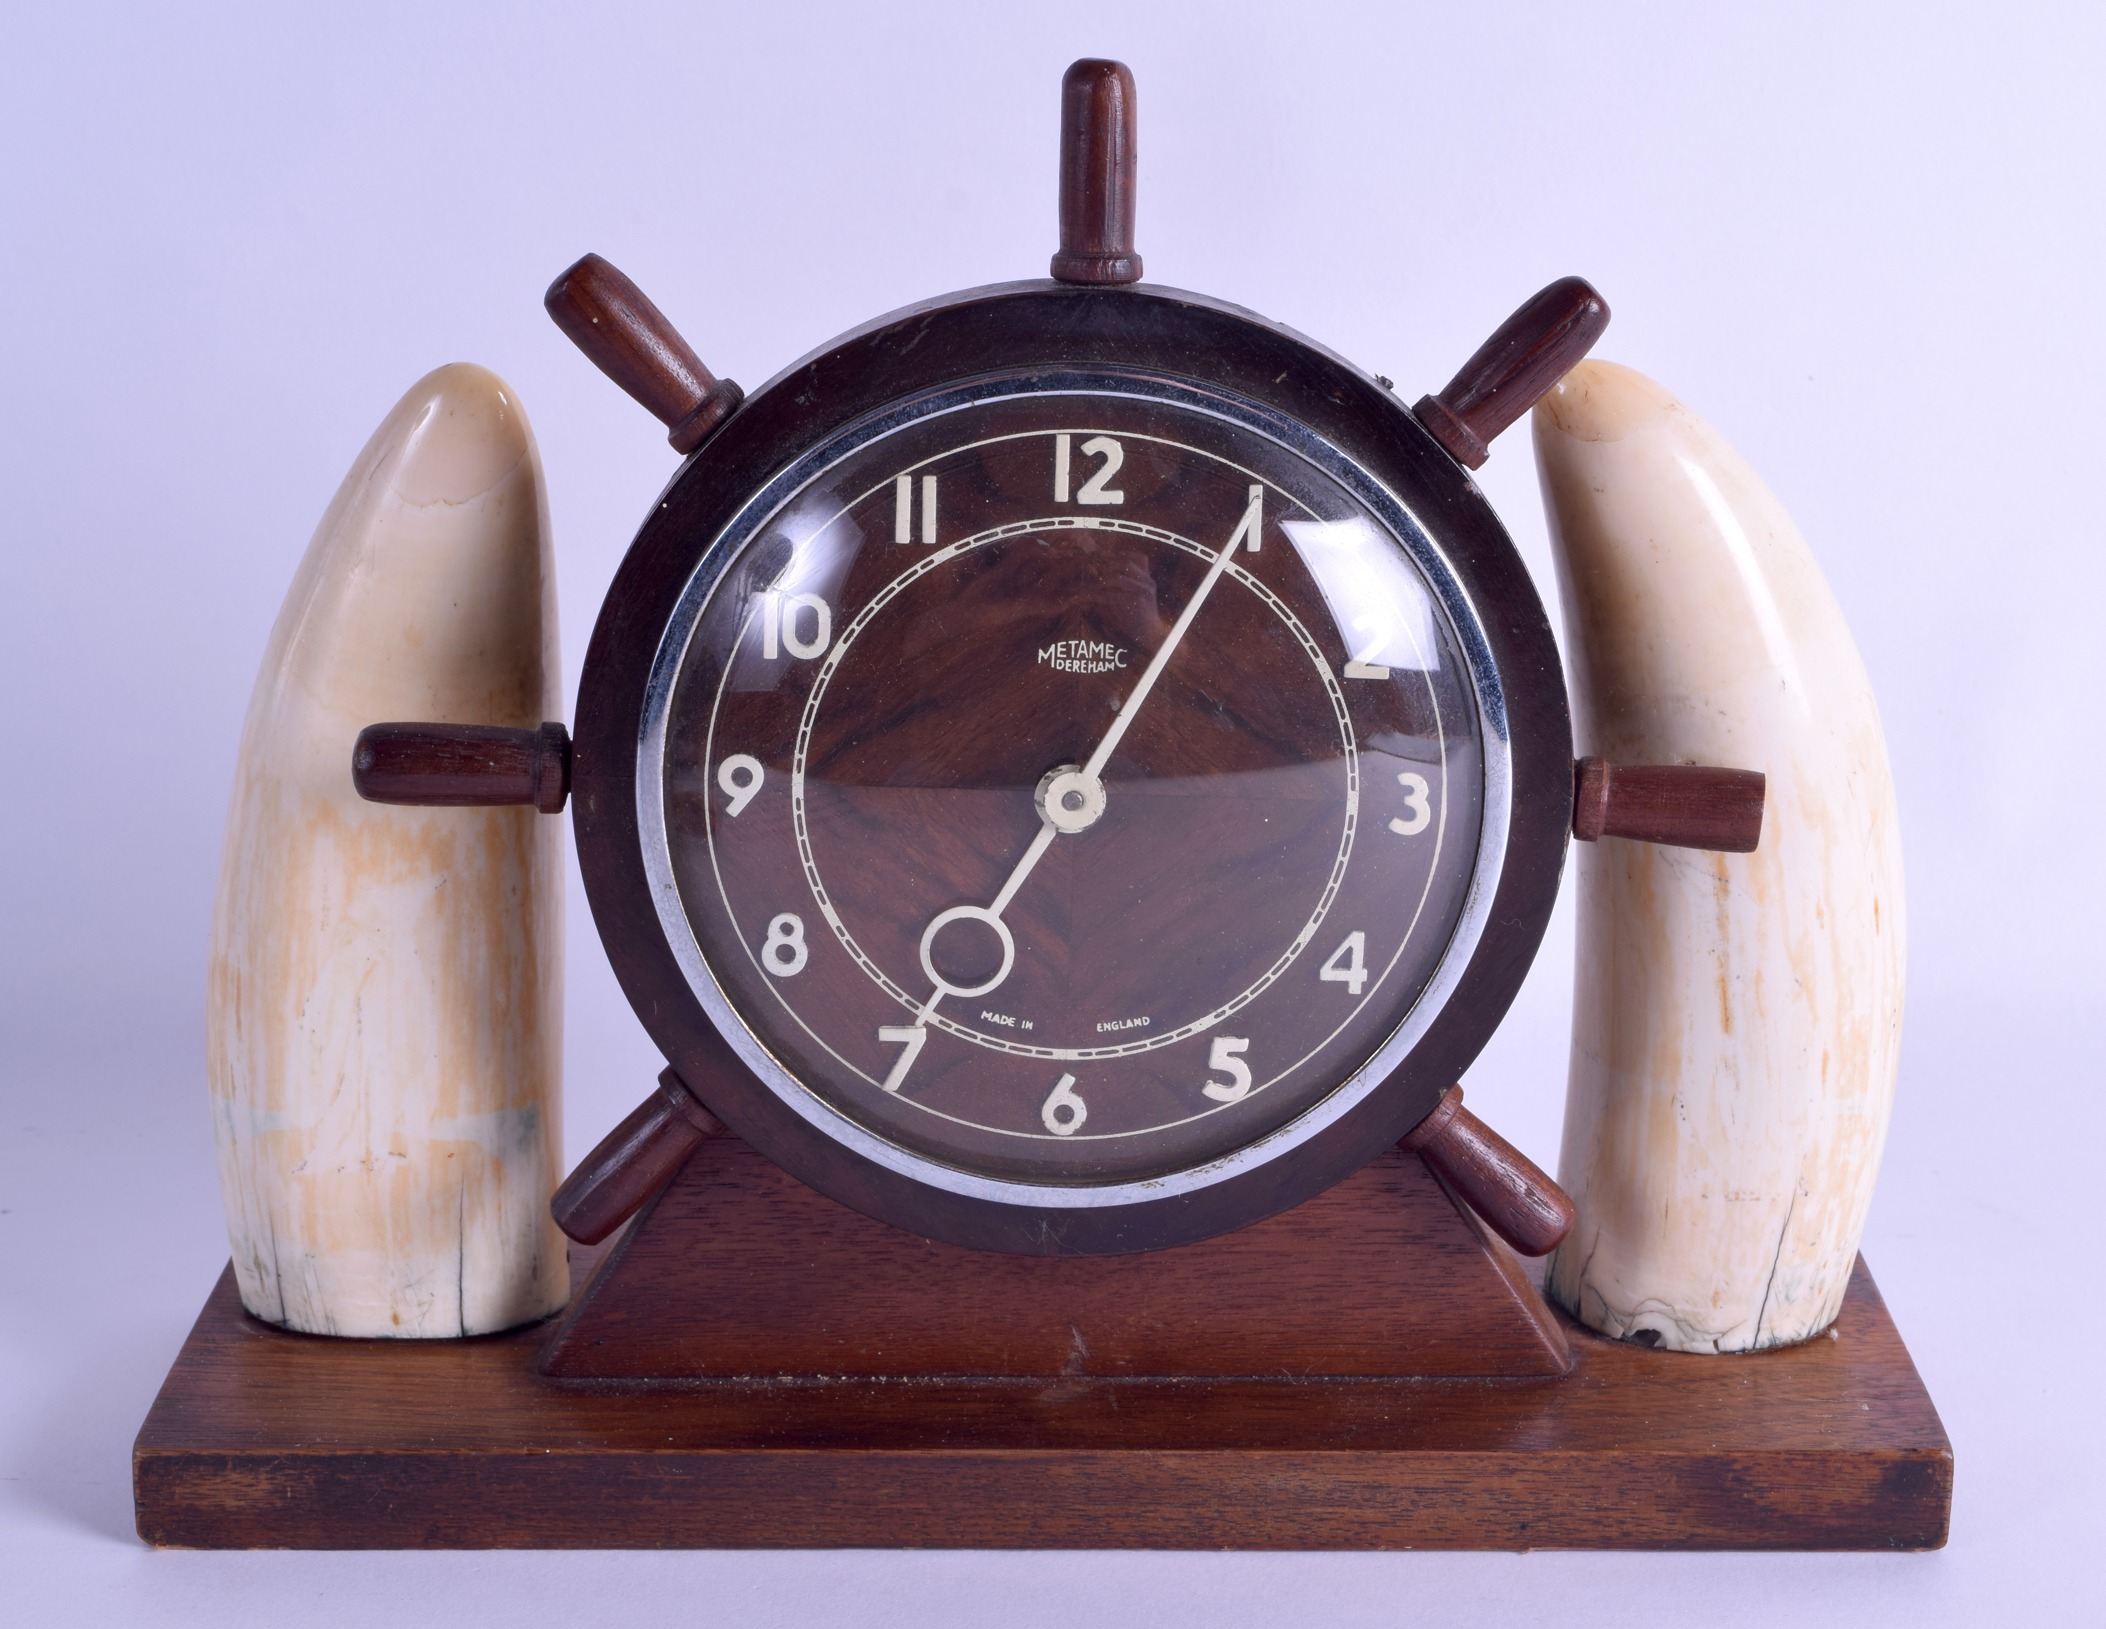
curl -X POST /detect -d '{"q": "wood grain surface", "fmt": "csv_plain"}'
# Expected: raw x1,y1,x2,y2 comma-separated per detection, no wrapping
352,721,570,812
1401,1086,1574,1257
1572,755,1767,852
649,391,1495,1207
548,1068,723,1245
536,1133,1572,1380
133,1252,1951,1550
544,252,743,453
1050,59,1141,285
1413,277,1610,469
567,279,1577,1256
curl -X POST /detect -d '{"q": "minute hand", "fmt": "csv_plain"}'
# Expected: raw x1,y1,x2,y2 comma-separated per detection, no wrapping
1079,488,1262,781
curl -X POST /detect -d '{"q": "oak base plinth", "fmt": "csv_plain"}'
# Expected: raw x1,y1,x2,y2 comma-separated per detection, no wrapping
133,1255,1948,1550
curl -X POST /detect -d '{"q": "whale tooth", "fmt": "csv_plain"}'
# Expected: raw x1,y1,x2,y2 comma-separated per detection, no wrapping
1536,361,1904,1353
207,364,567,1338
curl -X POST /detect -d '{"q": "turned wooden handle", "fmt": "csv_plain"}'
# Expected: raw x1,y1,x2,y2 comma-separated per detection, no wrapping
1050,59,1142,286
352,722,570,813
551,1069,723,1245
1403,1086,1574,1257
544,252,743,454
1413,276,1610,469
1573,757,1766,853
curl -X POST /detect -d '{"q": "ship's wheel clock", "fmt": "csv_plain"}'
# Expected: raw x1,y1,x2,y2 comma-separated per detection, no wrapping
134,60,1958,1556
355,61,1761,1264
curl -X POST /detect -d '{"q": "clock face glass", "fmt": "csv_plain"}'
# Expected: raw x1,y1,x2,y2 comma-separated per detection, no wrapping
653,384,1486,1186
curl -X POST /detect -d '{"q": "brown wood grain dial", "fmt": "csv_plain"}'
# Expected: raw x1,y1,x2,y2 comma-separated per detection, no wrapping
646,383,1488,1188
568,278,1578,1255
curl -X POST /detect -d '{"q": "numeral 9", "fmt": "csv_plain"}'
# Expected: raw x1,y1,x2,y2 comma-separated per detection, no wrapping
718,754,764,817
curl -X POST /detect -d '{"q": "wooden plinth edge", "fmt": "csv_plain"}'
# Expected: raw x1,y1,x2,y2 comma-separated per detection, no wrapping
133,1255,1950,1550
537,1136,1571,1380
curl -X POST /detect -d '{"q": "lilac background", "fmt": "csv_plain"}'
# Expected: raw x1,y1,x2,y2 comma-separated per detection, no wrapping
4,2,2101,1621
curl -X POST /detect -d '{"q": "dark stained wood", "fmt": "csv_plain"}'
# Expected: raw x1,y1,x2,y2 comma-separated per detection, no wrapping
537,1134,1572,1380
133,62,1950,1559
1050,59,1142,285
654,394,1505,1201
537,59,1587,1258
569,279,1575,1256
1573,756,1767,852
549,1068,722,1246
133,1256,1951,1550
352,721,570,813
1413,276,1610,468
544,253,743,454
1402,1086,1573,1257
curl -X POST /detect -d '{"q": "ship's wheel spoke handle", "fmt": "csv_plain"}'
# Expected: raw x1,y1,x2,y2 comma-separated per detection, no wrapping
351,722,571,814
1402,1086,1574,1258
1051,58,1142,286
544,252,743,454
1573,757,1767,853
551,1069,723,1246
1415,276,1611,468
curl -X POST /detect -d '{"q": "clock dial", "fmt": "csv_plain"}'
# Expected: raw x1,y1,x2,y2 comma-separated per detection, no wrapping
653,384,1486,1186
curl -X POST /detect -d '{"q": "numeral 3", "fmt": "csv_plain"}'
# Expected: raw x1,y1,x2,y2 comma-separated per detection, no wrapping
1388,772,1431,837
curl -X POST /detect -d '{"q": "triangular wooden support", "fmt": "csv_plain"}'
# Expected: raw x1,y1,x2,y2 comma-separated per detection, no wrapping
536,1135,1571,1380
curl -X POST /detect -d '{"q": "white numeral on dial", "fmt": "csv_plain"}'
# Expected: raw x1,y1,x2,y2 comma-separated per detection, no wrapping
1201,1036,1253,1103
1073,435,1125,505
1320,930,1368,996
1343,611,1392,679
1388,772,1431,837
893,473,938,545
761,913,809,977
762,591,832,660
877,1025,927,1092
1042,1073,1088,1135
717,753,764,817
1238,484,1263,552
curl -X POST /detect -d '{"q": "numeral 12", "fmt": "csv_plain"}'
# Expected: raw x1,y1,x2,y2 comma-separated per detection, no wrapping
1054,434,1125,505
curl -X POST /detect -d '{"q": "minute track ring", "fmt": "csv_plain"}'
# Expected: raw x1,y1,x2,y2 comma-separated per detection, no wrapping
576,279,1569,1254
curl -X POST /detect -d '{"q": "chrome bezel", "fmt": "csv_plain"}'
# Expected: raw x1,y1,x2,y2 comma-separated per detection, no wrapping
635,368,1512,1211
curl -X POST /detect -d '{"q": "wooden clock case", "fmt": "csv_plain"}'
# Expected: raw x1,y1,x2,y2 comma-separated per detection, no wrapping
570,278,1577,1258
133,60,1949,1551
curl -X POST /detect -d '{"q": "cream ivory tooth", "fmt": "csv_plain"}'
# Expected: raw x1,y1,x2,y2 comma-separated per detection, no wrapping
207,363,567,1337
1535,360,1904,1353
